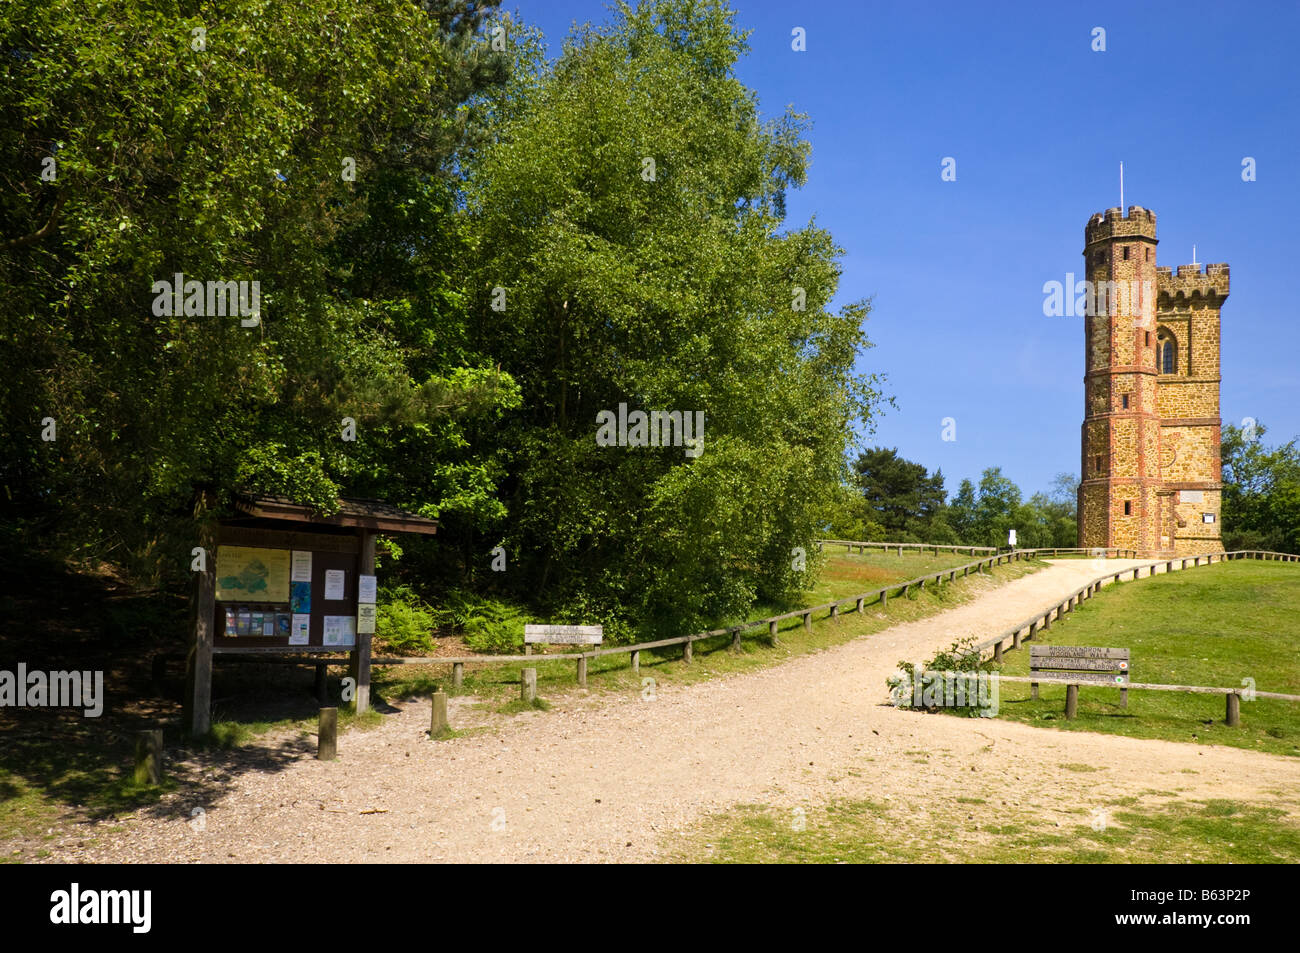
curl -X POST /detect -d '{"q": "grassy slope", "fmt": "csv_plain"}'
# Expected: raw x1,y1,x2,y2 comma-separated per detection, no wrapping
372,550,1037,703
0,550,1039,851
674,559,1300,864
992,561,1300,757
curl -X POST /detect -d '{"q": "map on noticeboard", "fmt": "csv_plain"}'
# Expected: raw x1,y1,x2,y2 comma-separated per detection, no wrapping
215,546,291,603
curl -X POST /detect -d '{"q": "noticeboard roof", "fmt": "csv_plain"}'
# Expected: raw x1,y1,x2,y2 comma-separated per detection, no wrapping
231,494,438,535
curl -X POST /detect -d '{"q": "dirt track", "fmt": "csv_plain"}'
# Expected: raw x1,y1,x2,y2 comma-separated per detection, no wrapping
53,558,1300,863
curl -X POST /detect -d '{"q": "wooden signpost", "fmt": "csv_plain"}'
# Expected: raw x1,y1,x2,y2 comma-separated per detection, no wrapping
1030,645,1130,716
524,624,603,688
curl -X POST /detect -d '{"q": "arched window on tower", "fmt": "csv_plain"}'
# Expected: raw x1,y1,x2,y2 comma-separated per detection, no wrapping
1157,330,1177,374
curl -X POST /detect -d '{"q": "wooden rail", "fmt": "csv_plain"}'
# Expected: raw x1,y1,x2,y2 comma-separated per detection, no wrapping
359,548,1040,681
819,539,996,556
947,548,1300,721
171,544,1296,701
968,549,1300,663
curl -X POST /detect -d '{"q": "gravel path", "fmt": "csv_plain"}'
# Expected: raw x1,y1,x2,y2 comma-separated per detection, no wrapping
51,558,1300,863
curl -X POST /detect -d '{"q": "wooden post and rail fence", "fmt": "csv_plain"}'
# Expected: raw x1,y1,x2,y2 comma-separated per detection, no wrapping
149,541,1298,762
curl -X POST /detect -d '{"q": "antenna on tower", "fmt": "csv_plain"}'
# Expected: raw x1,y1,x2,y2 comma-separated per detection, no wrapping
1119,161,1124,211
1192,244,1198,265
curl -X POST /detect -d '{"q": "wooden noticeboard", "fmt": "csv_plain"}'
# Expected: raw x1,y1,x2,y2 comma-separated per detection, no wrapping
212,528,360,650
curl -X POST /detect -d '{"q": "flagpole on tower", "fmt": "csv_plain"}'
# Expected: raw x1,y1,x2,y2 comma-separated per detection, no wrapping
1119,161,1124,212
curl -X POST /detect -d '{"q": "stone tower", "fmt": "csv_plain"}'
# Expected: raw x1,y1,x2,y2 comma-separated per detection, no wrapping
1077,206,1227,556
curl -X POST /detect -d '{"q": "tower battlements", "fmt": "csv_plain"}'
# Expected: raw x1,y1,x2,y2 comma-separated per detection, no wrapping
1078,204,1226,559
1085,206,1157,245
1157,263,1229,303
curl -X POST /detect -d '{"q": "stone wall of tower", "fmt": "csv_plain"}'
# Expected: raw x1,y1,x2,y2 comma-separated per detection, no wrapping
1157,263,1227,555
1078,206,1163,554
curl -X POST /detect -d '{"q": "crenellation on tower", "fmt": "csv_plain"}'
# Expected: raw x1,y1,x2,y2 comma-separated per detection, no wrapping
1077,206,1226,557
1159,263,1229,304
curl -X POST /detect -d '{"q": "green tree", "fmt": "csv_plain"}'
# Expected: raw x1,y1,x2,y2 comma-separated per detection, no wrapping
850,447,947,539
1222,423,1300,553
0,0,516,578
948,478,977,540
462,0,884,636
972,467,1022,547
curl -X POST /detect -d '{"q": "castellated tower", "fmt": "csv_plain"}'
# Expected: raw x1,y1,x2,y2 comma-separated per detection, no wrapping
1077,206,1227,556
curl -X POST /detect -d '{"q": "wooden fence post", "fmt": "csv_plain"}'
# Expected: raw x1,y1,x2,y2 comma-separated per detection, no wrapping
802,611,811,630
317,708,337,761
768,620,779,645
1065,684,1079,720
993,640,1003,662
630,649,640,674
133,729,164,785
521,668,537,703
731,628,742,652
682,640,692,664
430,691,448,737
577,653,589,685
1226,692,1241,727
856,597,864,612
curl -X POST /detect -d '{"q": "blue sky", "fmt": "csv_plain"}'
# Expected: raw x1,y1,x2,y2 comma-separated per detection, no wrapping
508,0,1300,497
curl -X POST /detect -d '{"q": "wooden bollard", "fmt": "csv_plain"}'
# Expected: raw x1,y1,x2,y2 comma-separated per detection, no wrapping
317,708,337,761
429,690,448,737
630,649,640,673
683,640,692,664
521,668,537,703
452,662,464,689
1065,684,1079,720
577,654,589,685
1226,692,1240,727
133,729,163,785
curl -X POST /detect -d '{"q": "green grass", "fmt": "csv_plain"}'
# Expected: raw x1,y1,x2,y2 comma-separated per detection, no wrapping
0,549,1035,853
991,561,1300,756
677,794,1300,863
372,551,1042,706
